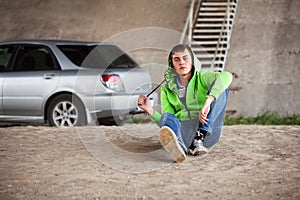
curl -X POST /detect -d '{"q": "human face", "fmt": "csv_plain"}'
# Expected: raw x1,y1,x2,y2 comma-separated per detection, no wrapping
172,48,193,77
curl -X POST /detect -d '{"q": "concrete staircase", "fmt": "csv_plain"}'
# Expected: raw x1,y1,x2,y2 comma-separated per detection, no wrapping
181,0,239,71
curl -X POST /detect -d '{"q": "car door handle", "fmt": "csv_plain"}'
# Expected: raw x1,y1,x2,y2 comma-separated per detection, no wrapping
44,73,55,79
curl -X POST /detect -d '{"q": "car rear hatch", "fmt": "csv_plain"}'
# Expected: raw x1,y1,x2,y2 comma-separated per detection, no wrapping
57,42,157,115
57,43,154,94
80,44,153,95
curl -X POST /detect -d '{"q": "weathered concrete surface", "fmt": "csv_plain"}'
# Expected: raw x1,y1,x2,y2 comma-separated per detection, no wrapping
226,0,300,116
0,0,299,116
0,0,188,41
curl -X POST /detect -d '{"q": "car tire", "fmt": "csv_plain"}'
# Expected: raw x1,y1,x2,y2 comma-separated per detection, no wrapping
47,94,86,126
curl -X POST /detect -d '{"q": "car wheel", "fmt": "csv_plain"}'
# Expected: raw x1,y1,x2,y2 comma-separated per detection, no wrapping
47,94,86,126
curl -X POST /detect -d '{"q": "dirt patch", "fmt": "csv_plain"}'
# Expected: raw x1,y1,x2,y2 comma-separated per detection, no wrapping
0,124,299,199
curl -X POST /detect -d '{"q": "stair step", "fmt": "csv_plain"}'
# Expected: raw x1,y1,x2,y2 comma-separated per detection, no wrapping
197,17,233,22
191,41,228,45
199,11,236,16
202,0,237,2
193,29,230,33
195,23,232,28
198,60,224,65
196,19,233,23
193,0,238,71
200,63,223,67
199,12,227,16
196,54,226,58
195,50,226,55
200,7,228,11
192,35,227,39
197,18,233,22
200,8,236,13
201,66,224,71
198,57,226,62
192,47,228,51
202,2,237,7
201,66,223,69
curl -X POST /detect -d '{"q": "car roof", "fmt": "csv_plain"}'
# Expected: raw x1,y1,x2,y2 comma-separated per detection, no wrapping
0,39,108,46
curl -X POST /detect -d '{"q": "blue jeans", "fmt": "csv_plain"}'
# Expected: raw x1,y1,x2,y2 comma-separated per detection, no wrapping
159,89,229,152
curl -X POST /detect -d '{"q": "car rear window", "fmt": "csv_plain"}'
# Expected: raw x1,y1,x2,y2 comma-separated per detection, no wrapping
57,44,137,69
0,45,16,72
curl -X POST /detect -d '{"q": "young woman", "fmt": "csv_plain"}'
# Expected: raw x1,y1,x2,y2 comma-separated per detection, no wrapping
138,44,232,162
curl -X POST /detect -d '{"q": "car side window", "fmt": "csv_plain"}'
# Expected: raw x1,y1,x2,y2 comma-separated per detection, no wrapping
13,45,58,72
0,45,16,72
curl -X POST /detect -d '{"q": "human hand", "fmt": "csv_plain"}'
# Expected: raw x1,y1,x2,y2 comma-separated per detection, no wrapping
137,94,153,115
199,97,214,124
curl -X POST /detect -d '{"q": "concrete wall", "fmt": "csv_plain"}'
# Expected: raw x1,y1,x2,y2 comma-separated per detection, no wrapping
0,0,188,41
1,0,299,116
226,0,300,116
0,0,189,85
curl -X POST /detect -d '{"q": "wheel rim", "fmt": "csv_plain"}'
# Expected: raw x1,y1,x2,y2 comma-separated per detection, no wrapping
52,101,78,126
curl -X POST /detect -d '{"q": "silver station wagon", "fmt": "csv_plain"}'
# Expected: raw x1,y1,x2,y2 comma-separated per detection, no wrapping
0,40,156,126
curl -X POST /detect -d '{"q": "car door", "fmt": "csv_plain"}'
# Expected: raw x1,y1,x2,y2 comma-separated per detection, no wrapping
2,44,61,116
0,73,3,115
0,45,17,115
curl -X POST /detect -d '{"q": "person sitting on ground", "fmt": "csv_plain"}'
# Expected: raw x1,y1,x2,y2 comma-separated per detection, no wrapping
138,44,233,162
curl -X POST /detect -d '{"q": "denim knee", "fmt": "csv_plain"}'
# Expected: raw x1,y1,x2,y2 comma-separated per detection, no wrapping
159,112,180,133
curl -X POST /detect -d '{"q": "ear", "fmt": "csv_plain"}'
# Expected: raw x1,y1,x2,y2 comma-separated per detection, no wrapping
186,45,194,65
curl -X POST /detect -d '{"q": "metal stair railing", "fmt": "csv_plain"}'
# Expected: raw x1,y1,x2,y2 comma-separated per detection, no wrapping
209,0,238,71
180,0,239,71
180,0,200,44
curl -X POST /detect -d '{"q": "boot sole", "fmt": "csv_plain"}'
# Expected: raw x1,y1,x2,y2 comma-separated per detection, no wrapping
159,126,186,163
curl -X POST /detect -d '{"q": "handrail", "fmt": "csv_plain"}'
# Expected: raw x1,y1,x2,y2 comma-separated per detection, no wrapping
181,0,238,71
180,0,198,44
210,0,232,71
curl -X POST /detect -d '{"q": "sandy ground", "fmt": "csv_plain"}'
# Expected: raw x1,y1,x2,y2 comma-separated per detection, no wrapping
0,123,299,200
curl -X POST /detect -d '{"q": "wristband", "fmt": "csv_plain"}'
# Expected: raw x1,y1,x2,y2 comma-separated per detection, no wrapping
206,95,216,101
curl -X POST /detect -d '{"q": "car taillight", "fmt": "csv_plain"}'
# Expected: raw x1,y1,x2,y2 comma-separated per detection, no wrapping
101,74,125,92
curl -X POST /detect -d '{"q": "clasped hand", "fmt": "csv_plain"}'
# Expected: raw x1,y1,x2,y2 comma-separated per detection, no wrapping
199,97,213,124
138,94,153,115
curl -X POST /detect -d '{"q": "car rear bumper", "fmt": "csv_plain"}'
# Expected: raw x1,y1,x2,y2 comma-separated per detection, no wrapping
81,92,158,119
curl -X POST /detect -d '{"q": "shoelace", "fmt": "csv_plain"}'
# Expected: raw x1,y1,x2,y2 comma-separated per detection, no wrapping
193,139,204,148
195,130,205,141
